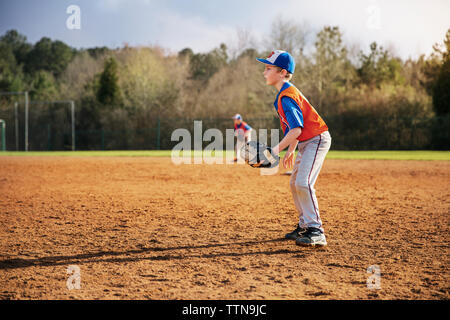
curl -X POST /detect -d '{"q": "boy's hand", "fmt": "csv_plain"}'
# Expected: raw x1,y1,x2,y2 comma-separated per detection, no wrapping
283,150,295,169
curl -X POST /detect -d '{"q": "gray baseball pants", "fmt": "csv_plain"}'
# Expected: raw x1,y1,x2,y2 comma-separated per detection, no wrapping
289,131,331,233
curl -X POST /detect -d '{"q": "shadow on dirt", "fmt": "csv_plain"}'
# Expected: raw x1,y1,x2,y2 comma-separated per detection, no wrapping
0,238,318,270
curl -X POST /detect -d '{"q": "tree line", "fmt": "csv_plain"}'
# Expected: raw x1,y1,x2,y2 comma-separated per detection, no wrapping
0,22,449,150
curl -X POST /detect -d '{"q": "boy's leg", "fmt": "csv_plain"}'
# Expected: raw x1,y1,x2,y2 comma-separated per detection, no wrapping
285,148,308,240
292,132,331,233
245,131,251,143
235,134,244,162
289,149,305,228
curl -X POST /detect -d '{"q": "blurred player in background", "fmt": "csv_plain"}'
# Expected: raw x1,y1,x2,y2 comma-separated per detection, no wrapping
233,114,253,162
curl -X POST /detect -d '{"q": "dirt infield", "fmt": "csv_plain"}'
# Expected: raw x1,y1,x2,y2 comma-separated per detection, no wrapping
0,156,449,300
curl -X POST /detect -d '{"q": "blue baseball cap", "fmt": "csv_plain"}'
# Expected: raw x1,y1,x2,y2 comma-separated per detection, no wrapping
232,114,242,120
256,50,295,74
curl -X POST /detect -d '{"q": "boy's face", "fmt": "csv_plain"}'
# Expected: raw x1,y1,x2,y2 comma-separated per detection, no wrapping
263,65,284,86
234,119,241,125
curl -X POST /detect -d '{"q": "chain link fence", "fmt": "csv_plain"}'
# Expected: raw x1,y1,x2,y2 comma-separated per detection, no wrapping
1,101,449,151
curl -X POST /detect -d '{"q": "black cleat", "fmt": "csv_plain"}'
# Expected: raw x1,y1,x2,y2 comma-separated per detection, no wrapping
296,227,327,247
285,225,307,240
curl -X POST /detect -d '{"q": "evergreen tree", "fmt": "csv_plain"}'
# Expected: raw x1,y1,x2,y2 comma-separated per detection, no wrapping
432,30,450,115
358,42,404,87
0,29,31,66
189,44,228,83
97,57,122,106
25,37,75,76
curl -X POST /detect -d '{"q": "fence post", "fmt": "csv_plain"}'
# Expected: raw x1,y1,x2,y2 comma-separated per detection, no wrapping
156,117,161,150
101,129,105,150
24,91,28,151
0,120,5,151
47,124,52,151
71,101,75,151
14,102,19,151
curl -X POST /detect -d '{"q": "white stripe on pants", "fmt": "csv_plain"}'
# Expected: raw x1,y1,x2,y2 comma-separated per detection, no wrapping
289,131,331,233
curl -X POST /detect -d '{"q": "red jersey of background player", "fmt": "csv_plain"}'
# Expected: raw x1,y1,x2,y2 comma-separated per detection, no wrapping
234,121,252,133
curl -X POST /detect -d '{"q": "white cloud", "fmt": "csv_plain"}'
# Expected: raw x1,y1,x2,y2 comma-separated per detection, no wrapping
24,0,448,59
277,0,450,59
151,10,236,53
97,0,153,12
97,0,123,11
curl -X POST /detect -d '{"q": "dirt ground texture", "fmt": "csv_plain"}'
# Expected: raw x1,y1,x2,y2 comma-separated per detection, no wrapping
0,156,449,300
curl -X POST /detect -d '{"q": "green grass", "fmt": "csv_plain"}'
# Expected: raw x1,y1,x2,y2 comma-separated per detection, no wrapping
325,150,450,161
0,150,449,161
0,150,173,157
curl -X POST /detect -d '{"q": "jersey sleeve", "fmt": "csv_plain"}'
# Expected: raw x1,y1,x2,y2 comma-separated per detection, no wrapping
281,96,304,131
244,124,251,130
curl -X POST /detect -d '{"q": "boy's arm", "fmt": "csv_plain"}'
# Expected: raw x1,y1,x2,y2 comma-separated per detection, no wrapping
272,127,301,155
272,96,303,155
244,128,252,143
286,138,299,154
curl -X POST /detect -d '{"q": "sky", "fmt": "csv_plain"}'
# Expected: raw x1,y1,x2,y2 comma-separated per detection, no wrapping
0,0,449,60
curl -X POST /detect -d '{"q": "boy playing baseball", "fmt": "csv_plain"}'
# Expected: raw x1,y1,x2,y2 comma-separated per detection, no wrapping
233,114,253,162
257,50,332,247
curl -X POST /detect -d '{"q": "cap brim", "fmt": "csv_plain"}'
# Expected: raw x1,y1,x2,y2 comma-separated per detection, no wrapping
256,58,274,65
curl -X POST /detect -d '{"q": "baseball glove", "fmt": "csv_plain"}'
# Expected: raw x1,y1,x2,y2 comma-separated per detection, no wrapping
240,141,280,168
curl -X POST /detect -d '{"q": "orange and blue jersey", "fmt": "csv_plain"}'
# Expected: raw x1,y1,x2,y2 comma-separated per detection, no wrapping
274,82,328,142
234,121,252,133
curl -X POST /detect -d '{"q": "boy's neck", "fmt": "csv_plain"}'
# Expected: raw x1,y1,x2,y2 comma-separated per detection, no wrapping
275,80,288,92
